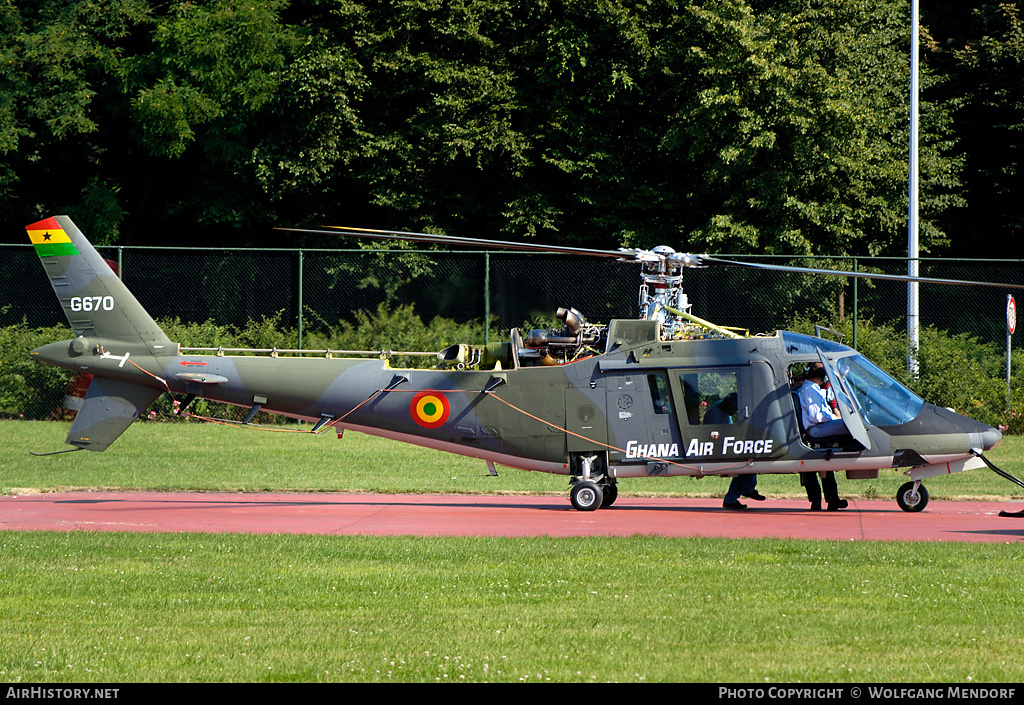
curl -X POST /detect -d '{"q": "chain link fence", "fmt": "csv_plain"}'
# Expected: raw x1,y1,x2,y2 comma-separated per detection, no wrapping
2,244,1022,347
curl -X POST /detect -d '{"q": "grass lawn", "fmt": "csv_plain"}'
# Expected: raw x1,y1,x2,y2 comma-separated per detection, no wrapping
1,420,1022,683
3,419,1024,502
1,532,1021,683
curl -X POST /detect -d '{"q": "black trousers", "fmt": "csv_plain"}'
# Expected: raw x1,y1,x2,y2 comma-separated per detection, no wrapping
800,471,840,505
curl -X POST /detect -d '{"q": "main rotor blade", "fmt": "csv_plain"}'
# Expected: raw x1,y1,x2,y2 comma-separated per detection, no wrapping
706,257,1024,290
277,225,1024,290
277,225,629,259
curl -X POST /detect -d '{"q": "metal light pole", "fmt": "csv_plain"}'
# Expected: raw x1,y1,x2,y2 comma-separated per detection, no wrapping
907,0,920,377
1008,295,1016,407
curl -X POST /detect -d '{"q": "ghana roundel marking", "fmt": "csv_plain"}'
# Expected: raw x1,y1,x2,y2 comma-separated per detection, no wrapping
410,390,451,429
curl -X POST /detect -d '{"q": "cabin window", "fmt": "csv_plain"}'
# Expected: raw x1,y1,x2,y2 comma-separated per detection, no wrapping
681,370,740,425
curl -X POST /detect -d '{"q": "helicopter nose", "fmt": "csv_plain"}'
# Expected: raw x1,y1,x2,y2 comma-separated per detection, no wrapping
979,425,1003,451
923,404,1003,453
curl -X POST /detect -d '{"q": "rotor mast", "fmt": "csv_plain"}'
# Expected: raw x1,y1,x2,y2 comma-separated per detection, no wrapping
616,246,732,339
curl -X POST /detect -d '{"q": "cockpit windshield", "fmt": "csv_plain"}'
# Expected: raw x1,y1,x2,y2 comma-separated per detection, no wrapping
834,355,924,426
781,332,925,427
780,331,850,356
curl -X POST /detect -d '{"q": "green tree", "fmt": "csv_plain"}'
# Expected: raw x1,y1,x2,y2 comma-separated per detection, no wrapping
0,0,971,261
0,0,152,242
120,0,298,239
658,0,959,258
502,0,677,246
928,1,1024,256
348,0,530,235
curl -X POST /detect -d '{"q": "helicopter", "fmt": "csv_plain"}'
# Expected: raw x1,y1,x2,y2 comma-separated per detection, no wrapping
25,215,1024,514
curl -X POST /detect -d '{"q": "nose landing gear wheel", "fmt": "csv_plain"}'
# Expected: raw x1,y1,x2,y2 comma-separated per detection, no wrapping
570,480,603,511
896,481,929,512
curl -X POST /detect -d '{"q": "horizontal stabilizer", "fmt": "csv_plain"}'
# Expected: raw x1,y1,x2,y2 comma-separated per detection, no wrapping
67,377,163,452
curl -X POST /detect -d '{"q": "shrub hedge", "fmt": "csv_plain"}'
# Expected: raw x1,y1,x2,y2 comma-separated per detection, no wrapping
3,307,1021,432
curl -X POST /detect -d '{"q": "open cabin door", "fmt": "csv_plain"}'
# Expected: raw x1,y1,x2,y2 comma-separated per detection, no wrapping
817,349,872,451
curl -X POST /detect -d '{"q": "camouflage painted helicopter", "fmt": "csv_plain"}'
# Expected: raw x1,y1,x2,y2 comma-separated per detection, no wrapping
25,215,1024,513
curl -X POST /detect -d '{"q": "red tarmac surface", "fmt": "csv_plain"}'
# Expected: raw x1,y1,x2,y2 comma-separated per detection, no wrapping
1,491,1023,542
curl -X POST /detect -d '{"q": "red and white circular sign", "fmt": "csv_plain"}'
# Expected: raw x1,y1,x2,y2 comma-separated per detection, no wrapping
1008,295,1017,335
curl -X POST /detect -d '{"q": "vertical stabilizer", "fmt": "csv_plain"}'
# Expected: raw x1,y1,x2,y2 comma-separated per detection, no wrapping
26,216,174,351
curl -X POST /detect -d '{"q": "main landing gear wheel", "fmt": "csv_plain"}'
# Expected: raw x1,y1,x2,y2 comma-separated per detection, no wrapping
896,481,929,513
601,482,618,508
570,480,604,511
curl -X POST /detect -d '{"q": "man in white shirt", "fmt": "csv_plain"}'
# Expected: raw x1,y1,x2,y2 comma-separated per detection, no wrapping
797,363,850,511
798,364,848,438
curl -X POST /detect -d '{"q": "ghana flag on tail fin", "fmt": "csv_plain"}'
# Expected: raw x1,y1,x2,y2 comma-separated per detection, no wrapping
27,216,80,257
